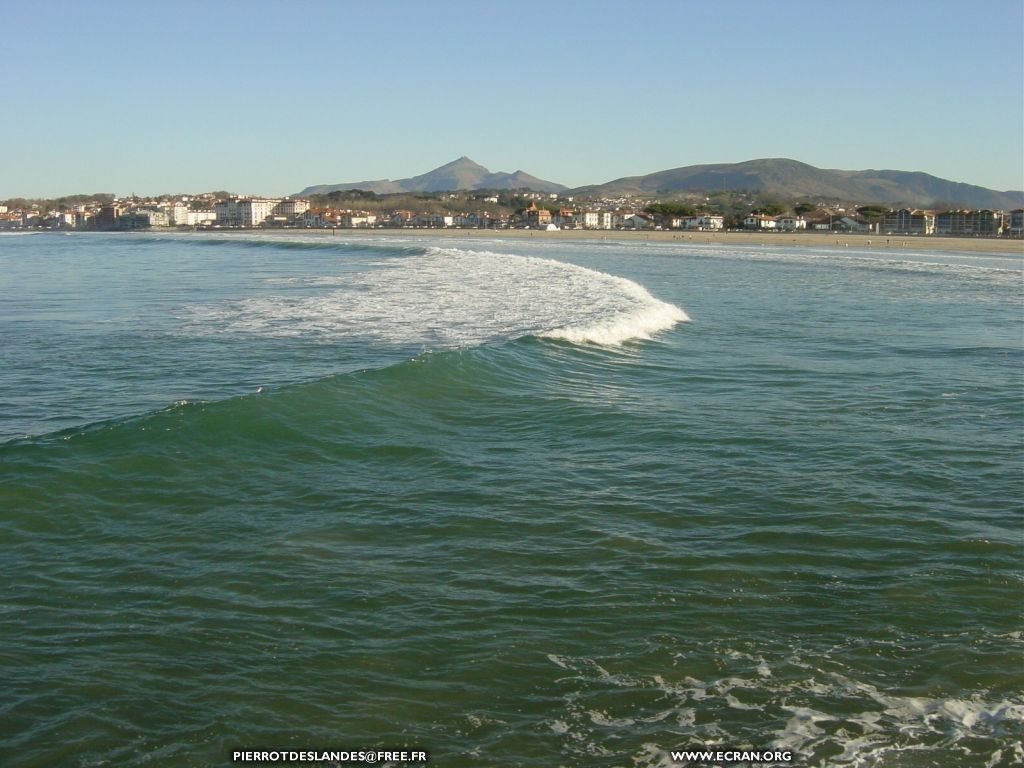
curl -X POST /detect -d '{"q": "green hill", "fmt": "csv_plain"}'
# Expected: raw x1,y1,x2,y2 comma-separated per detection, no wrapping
571,158,1023,209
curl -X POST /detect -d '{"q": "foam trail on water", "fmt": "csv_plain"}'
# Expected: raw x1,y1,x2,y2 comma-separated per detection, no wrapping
182,246,690,348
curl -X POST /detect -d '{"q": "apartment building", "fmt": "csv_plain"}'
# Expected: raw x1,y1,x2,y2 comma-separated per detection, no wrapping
215,198,280,227
934,209,1002,236
883,209,935,235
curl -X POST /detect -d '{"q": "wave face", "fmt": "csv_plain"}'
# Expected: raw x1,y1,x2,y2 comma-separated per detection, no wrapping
181,245,689,347
0,236,688,442
1,232,1022,767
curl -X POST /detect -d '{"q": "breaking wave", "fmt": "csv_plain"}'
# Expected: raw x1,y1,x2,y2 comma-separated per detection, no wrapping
180,246,689,348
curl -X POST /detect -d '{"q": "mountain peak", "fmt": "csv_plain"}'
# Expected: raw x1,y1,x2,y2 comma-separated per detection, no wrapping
433,156,488,172
298,158,566,196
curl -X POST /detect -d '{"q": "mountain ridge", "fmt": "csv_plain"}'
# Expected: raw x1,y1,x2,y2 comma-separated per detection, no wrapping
570,158,1024,210
298,157,1024,209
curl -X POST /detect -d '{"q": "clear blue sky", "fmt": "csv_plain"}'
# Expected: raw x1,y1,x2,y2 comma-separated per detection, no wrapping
3,0,1022,198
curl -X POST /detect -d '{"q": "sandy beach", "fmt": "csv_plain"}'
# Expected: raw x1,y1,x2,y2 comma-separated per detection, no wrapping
270,227,1024,254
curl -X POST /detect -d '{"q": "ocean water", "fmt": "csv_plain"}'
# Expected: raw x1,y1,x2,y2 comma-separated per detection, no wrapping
1,231,1021,767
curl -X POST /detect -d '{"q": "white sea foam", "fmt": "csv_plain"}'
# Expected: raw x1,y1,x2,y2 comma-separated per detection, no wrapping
539,275,689,345
547,651,1023,768
181,246,689,348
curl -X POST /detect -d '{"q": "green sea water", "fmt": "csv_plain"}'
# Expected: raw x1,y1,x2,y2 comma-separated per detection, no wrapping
1,232,1022,767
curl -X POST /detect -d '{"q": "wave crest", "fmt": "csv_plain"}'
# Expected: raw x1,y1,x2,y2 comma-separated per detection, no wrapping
540,278,689,345
182,245,690,348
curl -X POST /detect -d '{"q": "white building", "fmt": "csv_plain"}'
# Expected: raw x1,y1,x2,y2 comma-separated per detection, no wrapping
243,199,278,227
573,211,600,229
743,215,777,229
681,214,725,230
415,214,454,227
215,198,280,227
118,210,169,228
186,209,216,226
169,203,190,225
274,198,310,220
666,215,721,229
340,213,376,228
775,215,807,231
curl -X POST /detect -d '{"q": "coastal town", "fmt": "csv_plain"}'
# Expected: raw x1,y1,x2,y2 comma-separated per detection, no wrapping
1,190,1022,238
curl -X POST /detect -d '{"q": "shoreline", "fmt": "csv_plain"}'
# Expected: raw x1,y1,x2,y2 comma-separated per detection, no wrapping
200,227,1024,254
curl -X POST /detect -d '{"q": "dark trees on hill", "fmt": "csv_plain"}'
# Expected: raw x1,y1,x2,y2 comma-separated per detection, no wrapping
644,202,697,217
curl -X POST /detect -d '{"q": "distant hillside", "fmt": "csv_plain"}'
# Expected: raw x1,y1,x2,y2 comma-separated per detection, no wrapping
299,157,567,196
571,158,1024,210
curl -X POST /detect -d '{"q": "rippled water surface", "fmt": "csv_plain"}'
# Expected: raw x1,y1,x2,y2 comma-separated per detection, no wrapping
1,232,1021,767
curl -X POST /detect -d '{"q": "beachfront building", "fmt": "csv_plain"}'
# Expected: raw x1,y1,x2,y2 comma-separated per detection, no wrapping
775,215,807,231
43,212,77,229
169,203,190,225
94,204,122,230
553,208,575,228
415,214,454,227
185,209,216,226
214,198,280,227
274,198,310,221
387,210,415,227
214,199,238,226
301,208,335,227
0,212,24,229
169,203,216,226
883,209,935,235
241,198,278,227
622,214,656,229
683,214,725,230
934,209,1003,236
519,201,552,228
487,214,512,228
117,210,169,229
743,214,776,229
572,211,600,229
833,216,870,232
1009,209,1024,237
341,212,376,228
